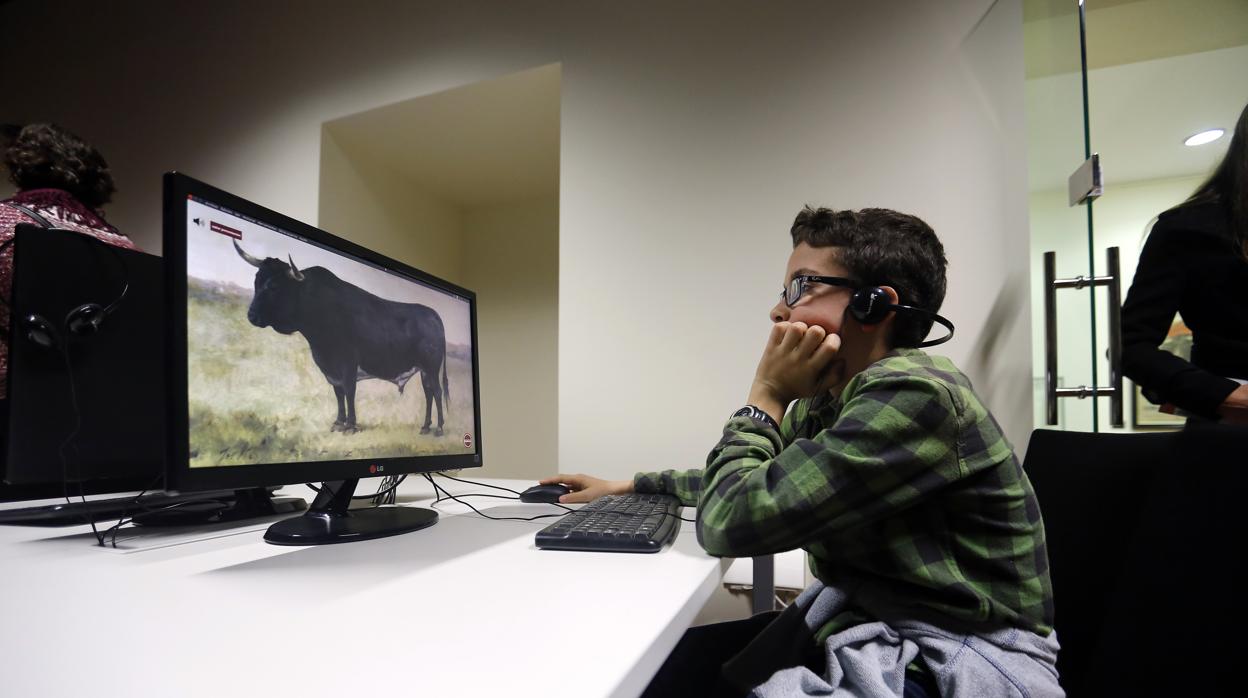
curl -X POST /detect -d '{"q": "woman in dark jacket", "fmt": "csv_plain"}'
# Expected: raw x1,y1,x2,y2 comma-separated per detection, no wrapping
1121,102,1248,424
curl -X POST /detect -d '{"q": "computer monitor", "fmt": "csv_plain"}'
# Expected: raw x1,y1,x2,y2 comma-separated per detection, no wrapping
0,224,260,527
163,173,483,545
2,224,165,485
0,225,164,504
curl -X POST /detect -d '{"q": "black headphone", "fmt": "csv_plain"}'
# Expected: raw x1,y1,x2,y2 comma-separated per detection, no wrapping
847,286,955,348
22,301,118,351
1,207,130,352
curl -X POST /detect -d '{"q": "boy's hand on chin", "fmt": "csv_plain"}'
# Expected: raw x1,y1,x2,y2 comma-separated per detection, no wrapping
750,321,842,410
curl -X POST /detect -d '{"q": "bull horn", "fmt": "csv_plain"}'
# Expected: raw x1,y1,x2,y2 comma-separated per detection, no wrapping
233,240,263,268
287,254,305,281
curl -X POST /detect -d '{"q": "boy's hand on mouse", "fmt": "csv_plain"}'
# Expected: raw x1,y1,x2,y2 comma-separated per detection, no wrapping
539,473,633,503
749,321,842,416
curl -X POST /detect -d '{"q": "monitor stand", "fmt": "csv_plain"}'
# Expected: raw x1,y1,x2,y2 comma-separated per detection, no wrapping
264,478,437,546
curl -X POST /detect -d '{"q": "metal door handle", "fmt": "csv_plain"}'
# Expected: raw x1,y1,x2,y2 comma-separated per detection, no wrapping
1043,247,1123,427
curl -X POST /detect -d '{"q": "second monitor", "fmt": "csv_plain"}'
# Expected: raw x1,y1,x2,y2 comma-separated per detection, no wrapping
164,173,483,545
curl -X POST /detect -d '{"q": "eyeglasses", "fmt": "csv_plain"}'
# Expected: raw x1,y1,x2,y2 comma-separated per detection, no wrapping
782,275,858,308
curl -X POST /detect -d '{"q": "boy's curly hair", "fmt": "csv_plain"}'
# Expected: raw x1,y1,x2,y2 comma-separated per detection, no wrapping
791,206,948,348
3,123,116,208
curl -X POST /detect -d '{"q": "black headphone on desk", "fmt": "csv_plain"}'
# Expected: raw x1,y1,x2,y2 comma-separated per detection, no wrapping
847,285,955,348
1,208,130,352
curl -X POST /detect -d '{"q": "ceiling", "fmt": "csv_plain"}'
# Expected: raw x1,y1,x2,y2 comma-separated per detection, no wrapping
324,3,1243,204
1024,0,1140,22
1024,0,1248,78
1024,0,1248,192
324,63,560,209
1027,43,1246,192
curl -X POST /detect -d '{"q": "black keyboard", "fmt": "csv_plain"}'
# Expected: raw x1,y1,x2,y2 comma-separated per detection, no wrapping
535,493,684,553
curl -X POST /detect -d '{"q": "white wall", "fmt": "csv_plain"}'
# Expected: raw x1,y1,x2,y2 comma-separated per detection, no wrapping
462,199,559,478
319,132,559,481
0,0,1033,477
319,130,560,480
317,69,560,480
318,129,465,282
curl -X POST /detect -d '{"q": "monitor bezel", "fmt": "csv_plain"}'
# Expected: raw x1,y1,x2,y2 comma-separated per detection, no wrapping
163,172,483,493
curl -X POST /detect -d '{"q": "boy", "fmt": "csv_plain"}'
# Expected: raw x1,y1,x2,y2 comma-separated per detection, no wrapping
544,207,1061,697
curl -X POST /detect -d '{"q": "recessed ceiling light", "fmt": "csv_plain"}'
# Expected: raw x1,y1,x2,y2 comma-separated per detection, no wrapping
1184,129,1225,147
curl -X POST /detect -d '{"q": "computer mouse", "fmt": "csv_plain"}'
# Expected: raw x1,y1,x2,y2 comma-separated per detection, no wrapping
519,483,570,504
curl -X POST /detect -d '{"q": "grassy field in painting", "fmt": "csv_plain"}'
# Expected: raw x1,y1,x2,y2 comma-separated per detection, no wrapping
186,279,475,467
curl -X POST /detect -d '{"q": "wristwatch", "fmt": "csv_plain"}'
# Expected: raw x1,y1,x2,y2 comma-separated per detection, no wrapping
731,405,780,431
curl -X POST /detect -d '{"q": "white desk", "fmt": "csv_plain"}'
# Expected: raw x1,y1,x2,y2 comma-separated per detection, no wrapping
0,477,727,698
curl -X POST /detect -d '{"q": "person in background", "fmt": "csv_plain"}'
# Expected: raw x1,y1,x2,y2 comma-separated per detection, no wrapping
1121,102,1248,425
0,122,140,396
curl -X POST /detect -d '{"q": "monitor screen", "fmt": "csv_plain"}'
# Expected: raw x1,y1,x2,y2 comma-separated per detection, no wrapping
164,173,482,496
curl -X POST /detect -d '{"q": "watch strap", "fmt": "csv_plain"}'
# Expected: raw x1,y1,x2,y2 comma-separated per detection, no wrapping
731,405,779,431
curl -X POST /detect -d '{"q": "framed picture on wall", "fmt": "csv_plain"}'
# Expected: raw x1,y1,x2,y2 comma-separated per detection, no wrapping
1131,314,1191,429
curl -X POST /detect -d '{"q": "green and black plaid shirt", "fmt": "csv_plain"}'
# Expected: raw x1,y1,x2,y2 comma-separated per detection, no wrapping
636,349,1055,636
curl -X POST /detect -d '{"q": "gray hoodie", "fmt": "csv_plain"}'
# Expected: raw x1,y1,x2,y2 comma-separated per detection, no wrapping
722,580,1064,697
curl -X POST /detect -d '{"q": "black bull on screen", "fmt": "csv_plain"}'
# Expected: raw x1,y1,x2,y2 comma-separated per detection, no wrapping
234,241,449,436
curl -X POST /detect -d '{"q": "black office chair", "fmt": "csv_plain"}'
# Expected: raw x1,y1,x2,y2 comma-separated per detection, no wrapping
1022,427,1244,696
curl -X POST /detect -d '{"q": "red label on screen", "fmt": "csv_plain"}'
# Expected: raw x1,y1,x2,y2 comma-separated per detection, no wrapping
210,221,242,239
463,434,473,449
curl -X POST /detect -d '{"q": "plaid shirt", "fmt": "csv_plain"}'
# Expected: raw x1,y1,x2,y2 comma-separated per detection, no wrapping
636,349,1054,636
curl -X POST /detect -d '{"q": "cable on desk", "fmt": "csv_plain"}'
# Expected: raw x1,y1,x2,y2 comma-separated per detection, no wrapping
434,472,522,496
100,472,168,547
422,474,571,522
429,492,516,506
55,344,107,544
422,473,696,524
100,497,227,548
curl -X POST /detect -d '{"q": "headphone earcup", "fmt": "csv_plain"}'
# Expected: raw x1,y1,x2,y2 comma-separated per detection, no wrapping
849,287,892,325
65,303,106,337
22,313,60,350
